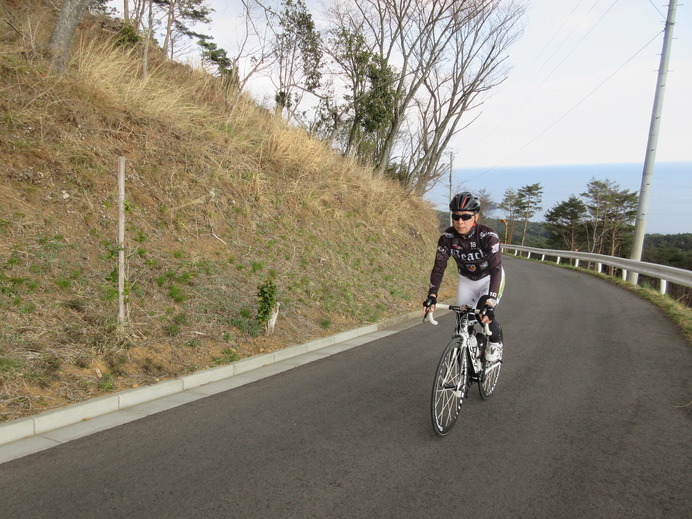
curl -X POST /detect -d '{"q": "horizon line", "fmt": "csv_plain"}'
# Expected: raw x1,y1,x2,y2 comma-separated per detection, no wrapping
455,160,692,171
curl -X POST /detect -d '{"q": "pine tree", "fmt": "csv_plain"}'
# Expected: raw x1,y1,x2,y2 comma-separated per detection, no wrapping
516,183,543,246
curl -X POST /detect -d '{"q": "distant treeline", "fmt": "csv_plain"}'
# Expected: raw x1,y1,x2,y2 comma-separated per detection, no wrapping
641,234,692,271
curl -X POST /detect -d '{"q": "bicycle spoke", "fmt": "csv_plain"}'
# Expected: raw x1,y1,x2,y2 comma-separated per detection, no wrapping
478,358,501,400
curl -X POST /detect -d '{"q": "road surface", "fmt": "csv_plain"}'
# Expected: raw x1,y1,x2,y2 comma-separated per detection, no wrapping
1,256,690,518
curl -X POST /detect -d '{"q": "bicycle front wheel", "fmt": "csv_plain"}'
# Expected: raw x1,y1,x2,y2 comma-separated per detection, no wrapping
431,339,469,436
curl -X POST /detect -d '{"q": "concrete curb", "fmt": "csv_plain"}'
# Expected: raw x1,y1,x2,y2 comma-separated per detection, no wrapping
0,308,427,448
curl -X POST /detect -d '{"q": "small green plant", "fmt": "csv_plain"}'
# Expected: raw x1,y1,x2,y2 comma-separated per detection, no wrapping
116,24,139,47
6,256,21,267
100,240,119,260
102,285,118,301
133,229,147,243
162,322,181,336
319,318,332,329
19,301,35,314
168,285,186,302
257,279,277,324
186,338,201,348
55,278,71,290
211,347,240,365
177,271,192,284
230,316,261,337
160,311,189,336
0,356,21,376
156,273,170,286
28,264,45,275
98,373,115,391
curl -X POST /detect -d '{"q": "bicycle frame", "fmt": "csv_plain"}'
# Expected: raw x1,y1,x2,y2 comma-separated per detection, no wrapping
427,304,489,376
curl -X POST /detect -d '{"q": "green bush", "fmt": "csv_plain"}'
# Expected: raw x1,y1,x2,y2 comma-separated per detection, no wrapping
257,279,277,324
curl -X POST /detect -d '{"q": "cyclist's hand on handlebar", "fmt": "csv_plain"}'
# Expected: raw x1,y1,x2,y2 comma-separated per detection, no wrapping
423,295,437,313
480,300,495,324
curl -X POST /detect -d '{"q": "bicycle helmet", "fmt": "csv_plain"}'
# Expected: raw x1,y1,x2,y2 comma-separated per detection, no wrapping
449,192,481,213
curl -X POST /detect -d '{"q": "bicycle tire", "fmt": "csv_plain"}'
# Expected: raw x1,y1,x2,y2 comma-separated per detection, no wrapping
478,352,502,400
431,339,469,436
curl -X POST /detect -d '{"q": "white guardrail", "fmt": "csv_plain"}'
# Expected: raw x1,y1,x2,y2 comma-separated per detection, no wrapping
501,244,692,295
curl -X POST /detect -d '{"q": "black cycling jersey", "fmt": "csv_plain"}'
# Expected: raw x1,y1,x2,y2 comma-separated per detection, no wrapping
428,223,503,300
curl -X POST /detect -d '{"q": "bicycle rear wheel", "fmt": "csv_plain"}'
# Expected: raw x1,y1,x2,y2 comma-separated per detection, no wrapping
431,339,469,436
478,352,502,400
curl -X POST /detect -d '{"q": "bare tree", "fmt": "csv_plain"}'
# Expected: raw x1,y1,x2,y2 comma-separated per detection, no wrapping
406,1,524,193
122,0,149,33
326,0,524,185
253,0,322,120
142,0,154,77
228,0,276,94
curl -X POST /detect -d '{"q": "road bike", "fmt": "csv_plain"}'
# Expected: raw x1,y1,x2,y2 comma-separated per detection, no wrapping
425,304,502,437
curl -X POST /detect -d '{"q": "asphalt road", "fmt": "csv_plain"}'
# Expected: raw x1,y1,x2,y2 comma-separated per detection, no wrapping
1,256,690,518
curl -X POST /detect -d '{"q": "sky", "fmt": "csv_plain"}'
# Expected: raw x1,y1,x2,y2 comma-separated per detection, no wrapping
448,0,692,169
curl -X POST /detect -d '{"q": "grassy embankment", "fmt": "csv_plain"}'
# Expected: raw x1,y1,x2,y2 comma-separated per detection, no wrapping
0,1,450,421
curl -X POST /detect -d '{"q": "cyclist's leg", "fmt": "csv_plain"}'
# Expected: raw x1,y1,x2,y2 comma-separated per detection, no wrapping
467,269,504,365
478,271,505,395
476,268,505,341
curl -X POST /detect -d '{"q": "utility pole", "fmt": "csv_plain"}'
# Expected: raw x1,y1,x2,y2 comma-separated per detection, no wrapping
628,0,677,284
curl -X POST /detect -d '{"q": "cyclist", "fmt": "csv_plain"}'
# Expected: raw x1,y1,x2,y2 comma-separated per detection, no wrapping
423,192,505,362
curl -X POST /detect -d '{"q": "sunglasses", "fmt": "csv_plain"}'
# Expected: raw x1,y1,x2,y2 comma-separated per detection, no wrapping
451,213,475,221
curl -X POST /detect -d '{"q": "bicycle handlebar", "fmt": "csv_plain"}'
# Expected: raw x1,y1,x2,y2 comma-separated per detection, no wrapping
424,304,492,336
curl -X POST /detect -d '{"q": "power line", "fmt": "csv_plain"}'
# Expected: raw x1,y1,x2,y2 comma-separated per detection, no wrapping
465,29,665,179
462,0,605,149
508,0,587,89
531,0,621,97
647,0,666,18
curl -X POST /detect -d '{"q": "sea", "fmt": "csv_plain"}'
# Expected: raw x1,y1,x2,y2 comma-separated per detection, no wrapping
425,162,692,235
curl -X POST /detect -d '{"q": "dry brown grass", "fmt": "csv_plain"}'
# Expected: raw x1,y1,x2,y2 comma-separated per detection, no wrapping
0,0,453,422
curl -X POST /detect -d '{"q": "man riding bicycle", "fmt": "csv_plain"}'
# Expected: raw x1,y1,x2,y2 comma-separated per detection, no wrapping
423,192,505,362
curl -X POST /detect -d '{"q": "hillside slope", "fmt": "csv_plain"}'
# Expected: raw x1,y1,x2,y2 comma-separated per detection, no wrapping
0,1,449,422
